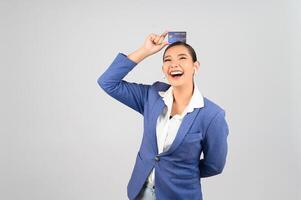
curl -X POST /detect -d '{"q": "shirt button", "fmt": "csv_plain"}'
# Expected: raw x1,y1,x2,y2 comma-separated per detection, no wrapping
154,156,160,161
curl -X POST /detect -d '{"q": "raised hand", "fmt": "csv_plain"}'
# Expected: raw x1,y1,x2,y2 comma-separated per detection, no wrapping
127,31,170,63
142,31,169,56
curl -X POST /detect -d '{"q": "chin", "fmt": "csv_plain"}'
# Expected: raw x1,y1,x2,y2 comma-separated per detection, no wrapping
168,81,184,87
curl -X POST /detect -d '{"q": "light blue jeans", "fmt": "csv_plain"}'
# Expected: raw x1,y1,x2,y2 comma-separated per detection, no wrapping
136,182,156,200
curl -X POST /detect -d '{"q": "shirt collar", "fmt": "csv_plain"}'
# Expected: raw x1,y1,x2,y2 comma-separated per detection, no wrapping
158,81,204,118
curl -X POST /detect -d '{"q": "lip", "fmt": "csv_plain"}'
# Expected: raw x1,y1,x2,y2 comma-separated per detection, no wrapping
169,72,184,80
169,70,183,75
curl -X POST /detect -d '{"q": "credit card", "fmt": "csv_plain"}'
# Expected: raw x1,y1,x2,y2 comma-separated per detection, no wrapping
168,31,186,44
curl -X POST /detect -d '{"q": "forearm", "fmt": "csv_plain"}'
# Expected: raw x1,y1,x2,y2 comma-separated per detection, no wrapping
96,31,168,115
199,110,229,178
127,47,150,63
199,158,226,178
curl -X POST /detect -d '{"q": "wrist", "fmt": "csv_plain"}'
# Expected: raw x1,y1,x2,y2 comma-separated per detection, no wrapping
128,47,150,63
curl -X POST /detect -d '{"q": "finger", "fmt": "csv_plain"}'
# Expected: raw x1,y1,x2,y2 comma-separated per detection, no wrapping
154,35,161,44
157,41,169,49
160,30,168,38
158,31,169,44
157,34,166,44
149,33,156,38
160,40,169,47
157,36,165,44
149,33,156,42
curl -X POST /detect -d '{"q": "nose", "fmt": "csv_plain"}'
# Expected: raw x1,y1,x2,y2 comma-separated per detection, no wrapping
169,60,180,68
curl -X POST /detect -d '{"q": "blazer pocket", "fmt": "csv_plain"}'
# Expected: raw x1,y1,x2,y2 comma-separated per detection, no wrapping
183,131,202,143
186,131,201,135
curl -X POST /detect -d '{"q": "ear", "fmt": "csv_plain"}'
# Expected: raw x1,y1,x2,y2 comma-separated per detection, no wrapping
194,61,200,72
194,60,200,70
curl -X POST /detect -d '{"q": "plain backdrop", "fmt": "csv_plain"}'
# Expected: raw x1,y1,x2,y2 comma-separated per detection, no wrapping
1,0,300,199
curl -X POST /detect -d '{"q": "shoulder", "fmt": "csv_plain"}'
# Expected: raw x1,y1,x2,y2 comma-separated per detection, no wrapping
147,81,170,96
150,81,225,111
151,81,170,91
198,96,227,134
203,97,225,114
149,81,225,114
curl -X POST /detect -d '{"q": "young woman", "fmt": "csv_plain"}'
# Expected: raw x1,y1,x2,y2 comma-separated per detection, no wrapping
97,31,229,200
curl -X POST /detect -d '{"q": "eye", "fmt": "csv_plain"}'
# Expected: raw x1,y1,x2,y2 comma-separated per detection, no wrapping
180,57,186,60
164,59,171,62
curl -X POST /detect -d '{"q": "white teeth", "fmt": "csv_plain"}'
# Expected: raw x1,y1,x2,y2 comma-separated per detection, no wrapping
170,71,183,75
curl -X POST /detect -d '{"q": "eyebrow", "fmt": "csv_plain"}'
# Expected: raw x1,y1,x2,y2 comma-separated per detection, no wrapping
164,53,188,59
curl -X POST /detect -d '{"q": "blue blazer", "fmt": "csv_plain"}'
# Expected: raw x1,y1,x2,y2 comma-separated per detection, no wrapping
97,53,229,200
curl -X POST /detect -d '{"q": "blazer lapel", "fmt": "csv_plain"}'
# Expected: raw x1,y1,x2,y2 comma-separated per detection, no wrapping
149,96,165,155
159,108,201,156
149,83,202,157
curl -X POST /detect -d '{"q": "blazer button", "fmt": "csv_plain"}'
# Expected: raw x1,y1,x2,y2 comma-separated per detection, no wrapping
154,156,160,161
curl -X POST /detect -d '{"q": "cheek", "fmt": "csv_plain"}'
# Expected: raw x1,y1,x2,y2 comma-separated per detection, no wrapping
162,66,168,74
183,67,194,75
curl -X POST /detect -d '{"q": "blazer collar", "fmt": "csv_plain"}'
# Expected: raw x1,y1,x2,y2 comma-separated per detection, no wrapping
158,81,204,117
149,81,204,156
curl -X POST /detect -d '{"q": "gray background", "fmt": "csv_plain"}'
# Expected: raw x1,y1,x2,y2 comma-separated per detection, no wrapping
1,0,300,199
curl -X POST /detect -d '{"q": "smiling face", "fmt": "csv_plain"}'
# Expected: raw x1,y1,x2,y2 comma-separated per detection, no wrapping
162,45,199,88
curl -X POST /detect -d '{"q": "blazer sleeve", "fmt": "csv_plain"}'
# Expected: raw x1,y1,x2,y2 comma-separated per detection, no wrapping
199,110,229,178
97,53,150,115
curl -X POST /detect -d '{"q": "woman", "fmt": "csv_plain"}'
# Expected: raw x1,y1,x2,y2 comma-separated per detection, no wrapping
97,31,229,200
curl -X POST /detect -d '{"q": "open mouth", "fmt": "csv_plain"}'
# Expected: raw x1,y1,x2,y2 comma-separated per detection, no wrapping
170,70,184,79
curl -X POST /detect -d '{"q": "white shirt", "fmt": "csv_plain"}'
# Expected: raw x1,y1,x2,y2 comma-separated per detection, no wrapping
147,81,205,185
